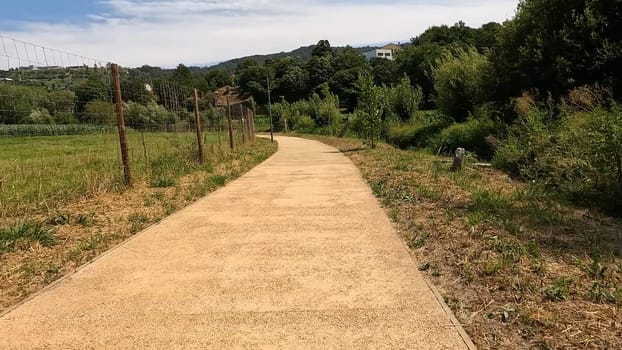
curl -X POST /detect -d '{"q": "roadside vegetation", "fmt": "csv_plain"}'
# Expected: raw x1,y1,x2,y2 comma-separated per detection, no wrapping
310,135,621,349
234,0,621,217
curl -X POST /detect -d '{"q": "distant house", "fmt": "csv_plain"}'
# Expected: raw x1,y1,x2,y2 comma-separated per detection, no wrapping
363,43,402,61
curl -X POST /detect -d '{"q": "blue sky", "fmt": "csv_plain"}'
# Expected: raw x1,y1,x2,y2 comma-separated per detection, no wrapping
1,1,104,26
0,0,519,68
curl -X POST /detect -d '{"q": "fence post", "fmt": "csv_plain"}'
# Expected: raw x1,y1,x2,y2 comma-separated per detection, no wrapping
193,89,205,164
251,102,257,140
240,104,247,144
111,63,132,185
226,97,234,150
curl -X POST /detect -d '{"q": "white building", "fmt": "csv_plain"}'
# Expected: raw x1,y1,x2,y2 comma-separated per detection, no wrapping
364,49,394,60
363,44,402,61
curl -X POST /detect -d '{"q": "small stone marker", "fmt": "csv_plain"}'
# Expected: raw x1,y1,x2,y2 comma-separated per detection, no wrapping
452,148,466,171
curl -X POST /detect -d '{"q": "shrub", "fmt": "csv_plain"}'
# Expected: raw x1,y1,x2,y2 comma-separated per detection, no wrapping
493,88,622,214
124,101,173,129
386,121,446,149
430,109,498,158
24,108,54,124
387,75,423,122
433,47,493,121
291,115,316,133
84,100,116,124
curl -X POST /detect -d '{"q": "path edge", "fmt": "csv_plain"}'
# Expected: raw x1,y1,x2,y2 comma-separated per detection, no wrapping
307,137,478,350
0,141,280,319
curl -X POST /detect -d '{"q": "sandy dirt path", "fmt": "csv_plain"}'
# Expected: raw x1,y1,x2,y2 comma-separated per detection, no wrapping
0,136,473,349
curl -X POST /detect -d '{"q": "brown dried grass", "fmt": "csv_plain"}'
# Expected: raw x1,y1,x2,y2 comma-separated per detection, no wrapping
311,135,621,350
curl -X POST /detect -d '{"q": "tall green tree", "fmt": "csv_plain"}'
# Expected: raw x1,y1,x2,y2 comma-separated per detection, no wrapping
355,73,383,148
235,60,269,104
494,0,622,99
171,64,195,87
330,46,371,110
370,57,398,86
271,57,309,101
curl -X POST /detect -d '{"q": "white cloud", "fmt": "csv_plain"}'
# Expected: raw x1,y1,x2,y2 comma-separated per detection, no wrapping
3,0,518,68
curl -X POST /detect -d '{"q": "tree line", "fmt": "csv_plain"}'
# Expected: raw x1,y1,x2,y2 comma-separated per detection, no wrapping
0,0,619,212
233,0,622,214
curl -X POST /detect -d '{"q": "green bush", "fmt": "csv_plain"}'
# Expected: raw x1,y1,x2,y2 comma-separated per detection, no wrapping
430,111,498,158
386,121,446,149
124,101,174,129
291,115,316,133
433,47,493,121
493,89,622,214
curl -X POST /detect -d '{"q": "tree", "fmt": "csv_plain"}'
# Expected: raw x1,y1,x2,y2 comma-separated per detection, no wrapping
84,100,116,124
475,22,503,52
171,64,195,87
494,0,622,100
355,73,383,148
330,46,371,110
121,76,154,105
433,47,493,121
74,77,110,117
235,60,269,104
395,42,444,108
271,57,309,101
370,57,397,86
308,55,334,90
312,40,333,58
204,69,233,91
389,75,423,122
412,21,478,48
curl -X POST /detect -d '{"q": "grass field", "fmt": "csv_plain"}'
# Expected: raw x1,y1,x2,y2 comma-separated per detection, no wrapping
0,131,235,217
310,135,621,350
0,132,277,312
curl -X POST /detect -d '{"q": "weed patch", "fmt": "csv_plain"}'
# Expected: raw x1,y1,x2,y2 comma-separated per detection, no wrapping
0,222,55,254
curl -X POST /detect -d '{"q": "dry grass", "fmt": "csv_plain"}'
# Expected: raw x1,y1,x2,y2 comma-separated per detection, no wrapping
311,135,621,350
0,139,277,313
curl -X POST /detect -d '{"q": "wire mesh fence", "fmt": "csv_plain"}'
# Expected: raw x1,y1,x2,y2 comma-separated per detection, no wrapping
0,36,257,219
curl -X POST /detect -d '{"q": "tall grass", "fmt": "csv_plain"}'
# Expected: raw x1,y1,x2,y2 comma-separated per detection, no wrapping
0,131,223,217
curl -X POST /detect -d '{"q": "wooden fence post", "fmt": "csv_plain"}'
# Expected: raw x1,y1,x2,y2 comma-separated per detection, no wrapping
251,102,256,139
239,104,247,144
193,89,204,164
111,63,132,185
226,97,234,150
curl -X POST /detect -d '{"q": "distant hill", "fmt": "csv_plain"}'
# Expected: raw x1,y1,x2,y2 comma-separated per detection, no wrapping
207,44,379,72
